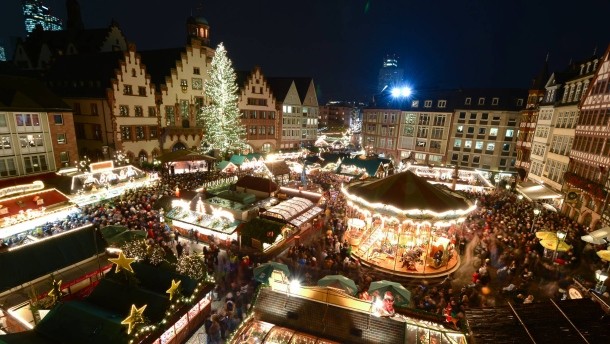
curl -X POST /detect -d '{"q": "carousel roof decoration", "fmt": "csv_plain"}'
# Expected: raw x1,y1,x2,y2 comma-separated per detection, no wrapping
342,170,476,223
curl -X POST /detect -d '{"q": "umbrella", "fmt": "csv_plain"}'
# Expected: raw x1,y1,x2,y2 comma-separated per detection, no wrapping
539,239,571,252
368,280,411,307
253,262,291,283
597,250,610,262
317,275,358,295
535,231,558,240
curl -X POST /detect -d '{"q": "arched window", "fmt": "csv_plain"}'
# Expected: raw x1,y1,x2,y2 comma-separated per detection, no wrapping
138,150,148,163
172,142,187,151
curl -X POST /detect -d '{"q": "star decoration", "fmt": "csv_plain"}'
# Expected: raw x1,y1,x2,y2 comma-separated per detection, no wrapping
121,304,147,334
166,279,182,301
48,279,62,300
109,252,136,273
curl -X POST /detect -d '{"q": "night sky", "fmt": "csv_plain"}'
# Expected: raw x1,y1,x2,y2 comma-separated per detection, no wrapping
2,0,609,103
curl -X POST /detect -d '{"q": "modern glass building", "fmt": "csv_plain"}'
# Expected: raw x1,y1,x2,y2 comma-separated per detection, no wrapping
22,0,63,33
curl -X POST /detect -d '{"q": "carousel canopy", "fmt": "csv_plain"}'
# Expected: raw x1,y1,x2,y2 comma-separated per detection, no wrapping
344,170,474,216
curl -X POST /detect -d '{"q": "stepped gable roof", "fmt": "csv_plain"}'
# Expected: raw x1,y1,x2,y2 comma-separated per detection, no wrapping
266,77,294,102
138,48,185,90
345,170,471,213
0,74,71,111
235,175,277,193
44,51,123,97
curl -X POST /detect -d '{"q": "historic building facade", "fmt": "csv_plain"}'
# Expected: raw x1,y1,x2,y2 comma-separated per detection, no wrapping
564,46,609,228
237,67,279,153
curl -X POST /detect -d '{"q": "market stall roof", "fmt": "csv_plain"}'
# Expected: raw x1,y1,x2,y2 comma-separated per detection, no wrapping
157,149,216,164
336,156,392,177
262,197,313,221
0,188,71,219
0,225,105,292
265,160,291,176
466,298,610,343
235,175,278,194
344,170,473,214
217,160,237,172
517,181,563,201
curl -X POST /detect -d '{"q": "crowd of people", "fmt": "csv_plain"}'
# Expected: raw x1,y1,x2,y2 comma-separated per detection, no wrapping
4,164,610,340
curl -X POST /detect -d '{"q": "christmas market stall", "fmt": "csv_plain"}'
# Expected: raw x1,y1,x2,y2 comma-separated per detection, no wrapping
0,180,77,244
342,170,476,277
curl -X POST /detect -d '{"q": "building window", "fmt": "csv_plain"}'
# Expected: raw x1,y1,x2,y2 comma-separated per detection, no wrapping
138,86,147,96
475,141,483,150
91,103,98,115
459,112,466,120
467,127,474,134
492,97,499,105
180,79,188,92
136,126,145,140
193,67,200,75
57,133,66,144
489,128,498,136
59,152,70,166
456,125,463,133
148,106,156,117
424,100,432,108
119,105,129,116
0,136,11,150
481,112,488,120
506,129,514,138
19,134,44,151
437,100,446,108
123,85,133,95
454,139,462,148
487,143,495,151
73,102,81,114
478,97,485,105
502,143,510,151
23,155,48,173
16,114,41,127
473,156,480,164
451,153,458,161
0,113,6,127
411,100,419,107
121,126,131,140
465,97,471,105
149,126,158,139
165,106,175,125
478,128,486,135
462,154,469,163
134,106,143,117
517,99,524,107
0,157,17,176
464,140,472,148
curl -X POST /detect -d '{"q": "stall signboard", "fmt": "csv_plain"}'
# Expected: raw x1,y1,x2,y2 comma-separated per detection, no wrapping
89,160,114,173
0,181,44,199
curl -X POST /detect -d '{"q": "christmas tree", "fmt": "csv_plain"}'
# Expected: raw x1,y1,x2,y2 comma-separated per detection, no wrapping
198,43,247,157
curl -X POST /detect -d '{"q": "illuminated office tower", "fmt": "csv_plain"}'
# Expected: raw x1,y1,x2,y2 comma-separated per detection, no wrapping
22,0,63,33
377,54,404,93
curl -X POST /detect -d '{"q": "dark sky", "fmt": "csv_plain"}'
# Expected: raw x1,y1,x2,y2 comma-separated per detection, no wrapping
2,0,609,103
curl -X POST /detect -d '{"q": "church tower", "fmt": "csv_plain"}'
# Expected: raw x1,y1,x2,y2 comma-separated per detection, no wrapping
186,16,210,46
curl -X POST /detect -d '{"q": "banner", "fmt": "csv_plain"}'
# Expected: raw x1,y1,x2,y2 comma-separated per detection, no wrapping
0,181,44,199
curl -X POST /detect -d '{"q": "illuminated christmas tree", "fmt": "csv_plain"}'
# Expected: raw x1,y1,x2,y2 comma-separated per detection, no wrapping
198,43,247,157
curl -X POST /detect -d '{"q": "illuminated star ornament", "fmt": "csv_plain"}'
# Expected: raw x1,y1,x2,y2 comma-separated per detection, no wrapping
166,279,182,301
121,304,147,334
48,279,62,301
109,252,136,273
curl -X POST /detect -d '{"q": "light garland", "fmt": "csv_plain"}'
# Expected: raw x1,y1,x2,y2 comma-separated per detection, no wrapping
341,184,477,220
175,254,206,280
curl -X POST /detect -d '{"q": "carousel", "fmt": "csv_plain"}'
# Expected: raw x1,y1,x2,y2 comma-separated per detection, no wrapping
342,170,476,278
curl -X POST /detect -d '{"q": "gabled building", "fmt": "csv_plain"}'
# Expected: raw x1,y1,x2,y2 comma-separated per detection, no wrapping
528,55,599,198
294,78,319,148
0,74,78,178
268,78,301,150
237,67,279,153
515,59,549,180
362,107,401,160
565,45,610,228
